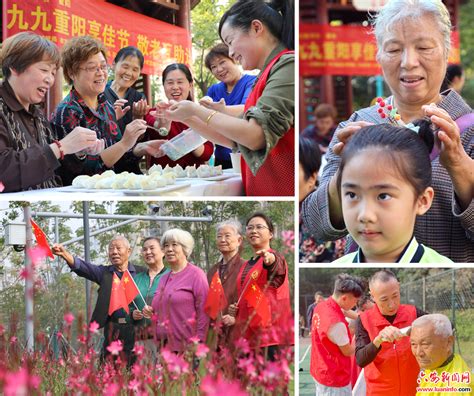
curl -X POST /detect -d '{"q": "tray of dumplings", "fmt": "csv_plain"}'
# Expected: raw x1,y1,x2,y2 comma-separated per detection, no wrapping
147,164,240,181
65,170,190,195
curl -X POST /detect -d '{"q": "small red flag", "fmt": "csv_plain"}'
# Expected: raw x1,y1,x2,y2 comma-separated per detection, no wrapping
242,280,271,328
205,272,228,320
30,219,54,259
109,273,129,315
121,270,139,304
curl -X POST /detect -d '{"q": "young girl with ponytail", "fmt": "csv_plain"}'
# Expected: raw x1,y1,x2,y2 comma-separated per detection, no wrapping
333,122,453,263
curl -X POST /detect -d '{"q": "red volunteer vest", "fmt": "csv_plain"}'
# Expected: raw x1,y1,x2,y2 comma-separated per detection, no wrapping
360,304,419,396
242,50,294,196
310,296,352,387
235,253,293,348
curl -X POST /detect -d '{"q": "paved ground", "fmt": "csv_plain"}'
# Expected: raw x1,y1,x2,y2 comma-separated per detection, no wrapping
298,336,314,396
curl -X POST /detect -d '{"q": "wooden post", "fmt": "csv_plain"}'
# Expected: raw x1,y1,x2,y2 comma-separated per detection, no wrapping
47,69,64,120
177,0,190,30
143,74,152,105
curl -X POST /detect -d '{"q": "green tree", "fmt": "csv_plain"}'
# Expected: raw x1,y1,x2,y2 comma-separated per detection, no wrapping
191,0,231,97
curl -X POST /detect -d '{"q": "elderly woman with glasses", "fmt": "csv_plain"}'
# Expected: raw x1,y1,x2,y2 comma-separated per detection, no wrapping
301,0,474,262
228,212,293,361
0,32,100,192
143,229,209,353
51,36,162,185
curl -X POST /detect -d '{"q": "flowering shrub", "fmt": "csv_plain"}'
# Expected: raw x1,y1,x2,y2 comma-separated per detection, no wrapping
0,314,294,395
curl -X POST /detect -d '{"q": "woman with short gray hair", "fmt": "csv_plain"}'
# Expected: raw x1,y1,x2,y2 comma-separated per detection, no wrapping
207,219,245,348
302,0,474,262
144,228,209,353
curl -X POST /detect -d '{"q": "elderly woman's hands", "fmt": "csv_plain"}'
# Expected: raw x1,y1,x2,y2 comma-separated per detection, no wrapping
142,305,153,319
132,310,144,320
132,98,149,120
165,100,199,123
423,104,469,171
228,303,239,317
84,139,106,156
423,104,474,209
121,119,148,150
133,139,166,158
114,99,130,121
59,126,100,156
149,103,172,130
332,121,374,155
199,97,226,113
222,314,236,327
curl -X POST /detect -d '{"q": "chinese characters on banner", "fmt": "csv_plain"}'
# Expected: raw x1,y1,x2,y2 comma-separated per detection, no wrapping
3,0,192,76
300,24,460,76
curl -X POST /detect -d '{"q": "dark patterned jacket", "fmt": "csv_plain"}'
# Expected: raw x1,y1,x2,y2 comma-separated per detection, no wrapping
51,88,141,185
0,81,60,192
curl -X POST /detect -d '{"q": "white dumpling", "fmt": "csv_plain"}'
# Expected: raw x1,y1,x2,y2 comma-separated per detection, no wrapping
72,175,91,188
173,164,186,177
212,165,223,176
197,165,211,178
101,170,116,178
95,177,114,189
162,173,176,185
163,164,174,174
146,175,167,188
185,165,197,178
123,175,140,189
148,164,163,175
82,174,101,189
140,176,155,190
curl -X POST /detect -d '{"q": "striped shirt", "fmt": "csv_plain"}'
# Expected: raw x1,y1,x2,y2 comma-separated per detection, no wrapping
301,90,474,263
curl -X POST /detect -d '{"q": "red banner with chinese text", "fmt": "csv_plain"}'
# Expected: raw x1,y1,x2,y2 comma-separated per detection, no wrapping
2,0,192,76
300,24,460,76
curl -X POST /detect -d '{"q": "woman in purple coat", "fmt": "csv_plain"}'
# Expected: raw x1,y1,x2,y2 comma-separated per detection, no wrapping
144,228,209,353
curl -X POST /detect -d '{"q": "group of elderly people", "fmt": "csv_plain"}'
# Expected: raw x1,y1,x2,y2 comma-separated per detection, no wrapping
52,212,293,366
0,0,295,196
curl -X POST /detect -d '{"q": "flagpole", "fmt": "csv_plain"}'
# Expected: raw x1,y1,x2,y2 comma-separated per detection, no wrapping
236,274,255,306
126,269,148,307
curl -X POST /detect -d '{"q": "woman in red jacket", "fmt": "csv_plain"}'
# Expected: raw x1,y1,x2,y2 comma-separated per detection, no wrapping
161,0,294,196
225,212,293,361
145,63,213,169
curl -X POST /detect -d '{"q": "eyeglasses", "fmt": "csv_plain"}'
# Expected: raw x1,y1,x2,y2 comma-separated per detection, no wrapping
79,64,109,74
246,224,269,232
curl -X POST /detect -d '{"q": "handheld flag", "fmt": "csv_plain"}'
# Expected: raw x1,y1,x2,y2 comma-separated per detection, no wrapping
109,273,129,315
30,219,54,259
205,272,228,320
121,270,140,305
242,279,271,328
